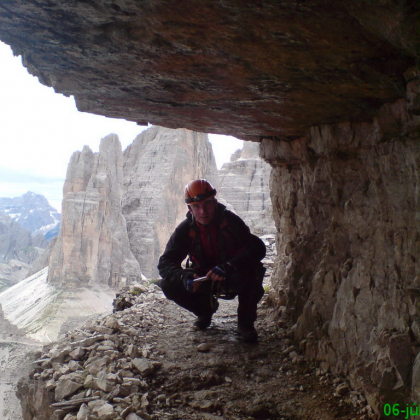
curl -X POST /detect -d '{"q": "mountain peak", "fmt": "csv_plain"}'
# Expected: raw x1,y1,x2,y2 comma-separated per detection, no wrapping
0,192,61,236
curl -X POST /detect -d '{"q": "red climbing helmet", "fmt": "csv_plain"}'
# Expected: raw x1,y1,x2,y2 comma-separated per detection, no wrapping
184,179,217,205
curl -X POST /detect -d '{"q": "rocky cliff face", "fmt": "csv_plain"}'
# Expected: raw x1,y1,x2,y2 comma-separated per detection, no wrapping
122,126,219,278
48,134,141,287
0,191,61,237
261,95,420,410
219,141,275,237
0,1,414,141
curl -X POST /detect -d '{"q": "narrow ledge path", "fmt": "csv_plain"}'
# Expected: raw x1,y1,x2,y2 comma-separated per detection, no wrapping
25,285,376,420
144,288,373,420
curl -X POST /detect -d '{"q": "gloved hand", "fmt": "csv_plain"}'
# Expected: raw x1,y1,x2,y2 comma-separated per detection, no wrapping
182,271,196,293
210,262,235,280
211,265,227,278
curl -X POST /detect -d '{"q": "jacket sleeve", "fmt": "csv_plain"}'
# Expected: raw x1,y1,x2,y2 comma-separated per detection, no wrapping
225,211,266,268
157,220,192,284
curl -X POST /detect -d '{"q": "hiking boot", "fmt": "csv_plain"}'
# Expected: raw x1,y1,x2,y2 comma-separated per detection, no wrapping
193,315,212,330
193,299,218,330
237,324,258,343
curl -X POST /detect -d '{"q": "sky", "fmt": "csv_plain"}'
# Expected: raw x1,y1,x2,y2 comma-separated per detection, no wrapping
0,41,243,211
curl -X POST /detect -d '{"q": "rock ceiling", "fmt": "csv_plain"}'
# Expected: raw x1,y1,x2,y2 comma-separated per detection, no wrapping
0,0,418,141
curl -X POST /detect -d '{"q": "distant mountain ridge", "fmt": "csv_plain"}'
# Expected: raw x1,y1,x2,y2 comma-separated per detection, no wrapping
0,211,48,292
0,191,60,290
0,191,61,237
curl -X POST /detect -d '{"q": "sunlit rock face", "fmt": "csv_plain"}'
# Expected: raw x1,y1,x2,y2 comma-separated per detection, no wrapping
48,134,141,287
218,141,275,237
261,97,420,411
122,126,219,278
0,1,416,141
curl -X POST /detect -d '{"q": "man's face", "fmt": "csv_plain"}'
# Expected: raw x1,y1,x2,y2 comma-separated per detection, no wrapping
189,197,217,225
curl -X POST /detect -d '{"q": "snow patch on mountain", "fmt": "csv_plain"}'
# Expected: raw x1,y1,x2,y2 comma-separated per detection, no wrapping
0,191,61,238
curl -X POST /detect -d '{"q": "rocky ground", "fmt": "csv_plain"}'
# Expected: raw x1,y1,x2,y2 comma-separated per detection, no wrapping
20,285,377,420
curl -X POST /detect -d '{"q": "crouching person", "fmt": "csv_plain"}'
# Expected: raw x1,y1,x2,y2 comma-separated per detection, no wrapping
157,179,266,343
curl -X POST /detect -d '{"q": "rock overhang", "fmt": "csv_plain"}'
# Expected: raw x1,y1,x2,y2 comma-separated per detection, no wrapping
0,0,418,141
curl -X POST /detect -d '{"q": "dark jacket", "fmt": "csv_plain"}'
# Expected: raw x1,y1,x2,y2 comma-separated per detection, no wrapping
157,203,266,285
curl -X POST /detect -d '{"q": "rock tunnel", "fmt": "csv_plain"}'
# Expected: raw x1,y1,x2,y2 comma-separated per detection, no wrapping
1,0,419,412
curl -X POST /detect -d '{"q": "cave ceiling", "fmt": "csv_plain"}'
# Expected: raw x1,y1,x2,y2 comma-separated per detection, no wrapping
0,0,419,141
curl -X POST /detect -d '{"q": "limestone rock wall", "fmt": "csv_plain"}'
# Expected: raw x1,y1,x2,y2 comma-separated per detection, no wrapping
48,134,141,287
261,97,420,410
122,126,219,278
218,141,275,236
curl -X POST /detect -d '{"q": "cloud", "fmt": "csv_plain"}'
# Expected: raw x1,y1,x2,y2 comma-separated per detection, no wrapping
0,166,64,211
208,135,243,169
0,166,64,184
